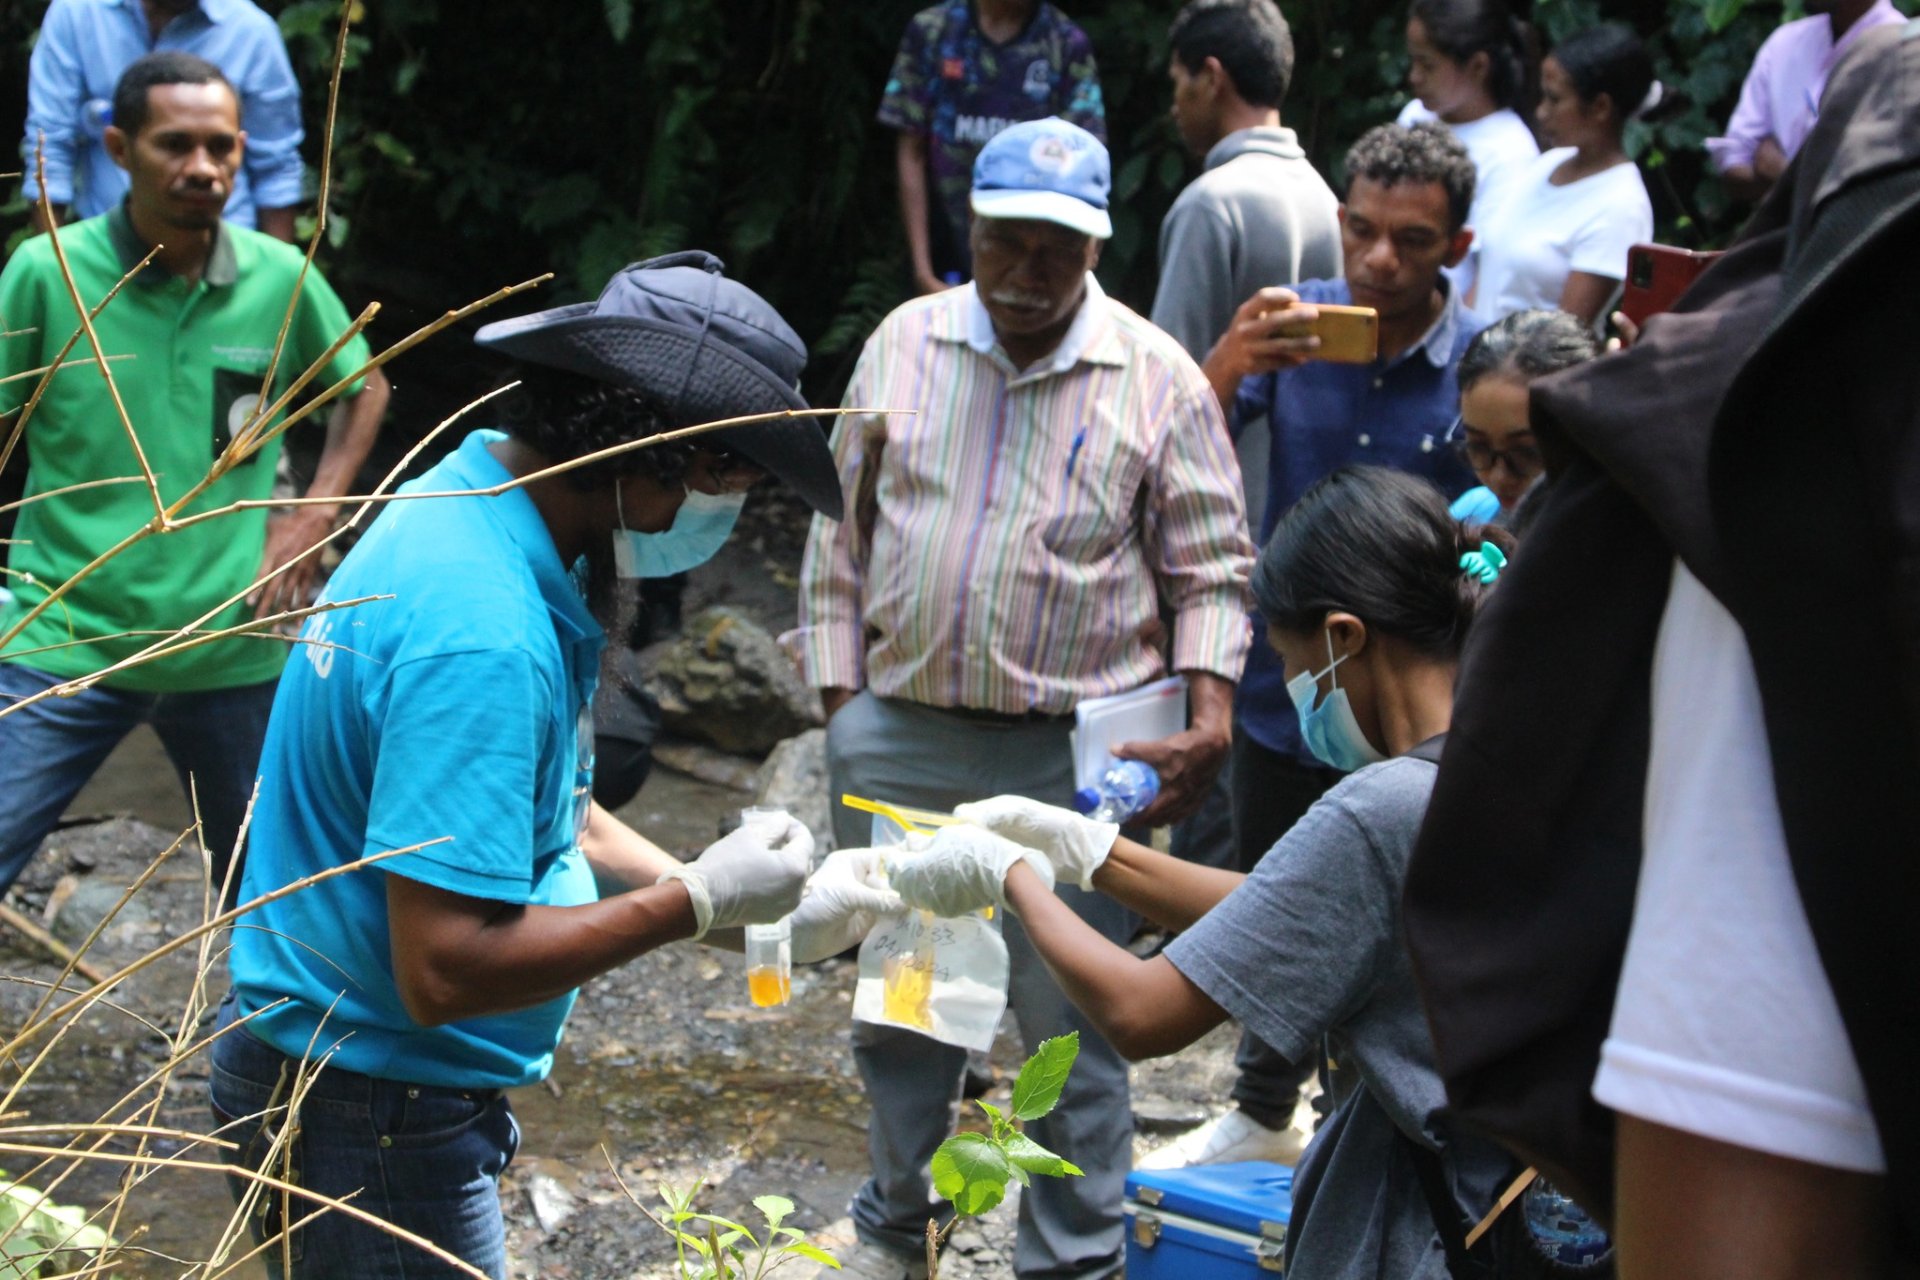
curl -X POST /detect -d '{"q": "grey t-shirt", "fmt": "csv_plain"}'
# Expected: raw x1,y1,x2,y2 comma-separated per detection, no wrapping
1164,756,1511,1280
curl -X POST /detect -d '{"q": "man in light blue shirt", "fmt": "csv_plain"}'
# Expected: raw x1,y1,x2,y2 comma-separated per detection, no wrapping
23,0,304,238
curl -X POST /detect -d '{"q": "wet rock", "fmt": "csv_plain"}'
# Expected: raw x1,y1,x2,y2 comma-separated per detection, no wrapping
754,730,832,851
649,608,823,756
948,1225,989,1255
527,1173,578,1234
1132,1095,1208,1134
46,874,158,945
651,740,761,793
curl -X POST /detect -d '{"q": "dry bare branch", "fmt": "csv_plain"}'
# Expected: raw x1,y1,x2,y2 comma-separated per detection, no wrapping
33,139,165,521
0,253,155,482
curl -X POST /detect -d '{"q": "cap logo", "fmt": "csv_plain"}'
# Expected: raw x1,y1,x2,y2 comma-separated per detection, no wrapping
1029,135,1076,175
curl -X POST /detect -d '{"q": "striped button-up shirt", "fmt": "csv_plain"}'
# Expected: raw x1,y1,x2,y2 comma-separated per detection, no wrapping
786,278,1253,715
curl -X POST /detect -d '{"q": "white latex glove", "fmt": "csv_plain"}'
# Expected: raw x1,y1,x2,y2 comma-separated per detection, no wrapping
953,795,1118,890
658,815,812,938
887,826,1056,918
790,846,903,964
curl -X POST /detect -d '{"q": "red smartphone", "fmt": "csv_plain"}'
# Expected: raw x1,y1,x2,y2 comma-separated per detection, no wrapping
1619,244,1723,326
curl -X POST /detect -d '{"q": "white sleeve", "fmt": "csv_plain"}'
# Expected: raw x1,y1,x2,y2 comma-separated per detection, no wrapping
1567,171,1654,282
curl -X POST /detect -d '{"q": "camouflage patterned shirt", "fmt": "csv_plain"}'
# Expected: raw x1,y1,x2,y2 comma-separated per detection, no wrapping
878,2,1106,274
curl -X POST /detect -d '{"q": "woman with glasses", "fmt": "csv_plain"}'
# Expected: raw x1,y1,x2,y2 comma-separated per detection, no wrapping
1447,308,1599,525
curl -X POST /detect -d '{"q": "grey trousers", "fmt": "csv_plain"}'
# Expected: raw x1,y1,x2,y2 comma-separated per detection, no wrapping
829,693,1132,1279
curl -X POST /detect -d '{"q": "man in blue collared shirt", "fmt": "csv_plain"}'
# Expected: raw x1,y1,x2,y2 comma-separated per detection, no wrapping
23,0,304,239
1140,121,1485,1171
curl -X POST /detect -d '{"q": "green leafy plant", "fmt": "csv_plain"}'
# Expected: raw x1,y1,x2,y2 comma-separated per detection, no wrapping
631,1179,841,1280
924,1033,1083,1277
0,1173,113,1278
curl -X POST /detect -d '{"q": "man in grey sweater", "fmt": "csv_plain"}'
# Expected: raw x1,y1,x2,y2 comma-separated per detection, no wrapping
1152,0,1341,365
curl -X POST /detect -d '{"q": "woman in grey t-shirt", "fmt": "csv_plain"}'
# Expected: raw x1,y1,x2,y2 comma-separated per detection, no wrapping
892,466,1518,1279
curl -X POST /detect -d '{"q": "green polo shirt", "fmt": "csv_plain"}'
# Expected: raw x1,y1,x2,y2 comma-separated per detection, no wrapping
0,205,370,692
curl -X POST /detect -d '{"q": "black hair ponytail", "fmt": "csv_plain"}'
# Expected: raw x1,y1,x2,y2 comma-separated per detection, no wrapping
1252,466,1513,659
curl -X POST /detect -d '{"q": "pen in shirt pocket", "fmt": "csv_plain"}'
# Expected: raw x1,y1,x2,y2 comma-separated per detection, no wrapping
1066,428,1087,478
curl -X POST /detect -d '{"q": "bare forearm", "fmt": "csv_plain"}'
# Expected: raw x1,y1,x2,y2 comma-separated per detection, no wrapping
26,202,68,236
582,800,683,893
1184,671,1233,738
1199,342,1245,418
256,206,298,243
894,132,939,287
1006,864,1226,1058
304,369,389,515
1090,835,1244,933
1558,273,1619,328
390,876,698,1025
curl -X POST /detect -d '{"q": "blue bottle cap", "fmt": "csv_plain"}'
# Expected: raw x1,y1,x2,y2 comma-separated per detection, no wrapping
1072,787,1100,815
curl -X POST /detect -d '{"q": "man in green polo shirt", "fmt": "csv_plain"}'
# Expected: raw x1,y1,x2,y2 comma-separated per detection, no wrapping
0,51,389,897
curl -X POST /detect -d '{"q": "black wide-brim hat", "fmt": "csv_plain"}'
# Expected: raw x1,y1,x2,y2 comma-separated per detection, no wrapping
474,251,843,519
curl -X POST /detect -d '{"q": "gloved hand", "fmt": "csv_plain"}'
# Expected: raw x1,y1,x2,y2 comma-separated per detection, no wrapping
790,846,904,963
953,795,1119,890
887,825,1056,918
658,815,812,938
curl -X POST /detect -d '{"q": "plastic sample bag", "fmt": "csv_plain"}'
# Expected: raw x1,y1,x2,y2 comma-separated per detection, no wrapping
851,807,1010,1052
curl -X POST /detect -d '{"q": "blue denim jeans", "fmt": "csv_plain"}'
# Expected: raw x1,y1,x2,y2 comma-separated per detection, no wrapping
0,661,276,897
209,998,520,1279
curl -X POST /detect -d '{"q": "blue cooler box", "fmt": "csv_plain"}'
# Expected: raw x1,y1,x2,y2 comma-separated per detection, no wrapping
1124,1161,1293,1277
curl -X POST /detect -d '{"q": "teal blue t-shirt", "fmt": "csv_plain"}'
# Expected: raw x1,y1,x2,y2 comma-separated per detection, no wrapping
232,430,604,1088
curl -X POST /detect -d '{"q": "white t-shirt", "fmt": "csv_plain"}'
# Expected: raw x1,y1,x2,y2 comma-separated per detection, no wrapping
1471,147,1652,322
1592,562,1886,1173
1396,100,1540,232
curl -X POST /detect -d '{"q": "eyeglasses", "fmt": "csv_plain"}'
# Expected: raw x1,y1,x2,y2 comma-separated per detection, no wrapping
1447,422,1543,477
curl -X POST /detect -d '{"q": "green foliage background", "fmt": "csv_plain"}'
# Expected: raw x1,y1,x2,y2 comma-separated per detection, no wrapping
6,0,1916,422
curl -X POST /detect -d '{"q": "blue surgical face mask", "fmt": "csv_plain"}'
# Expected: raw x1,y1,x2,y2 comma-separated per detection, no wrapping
612,484,745,579
1286,630,1388,773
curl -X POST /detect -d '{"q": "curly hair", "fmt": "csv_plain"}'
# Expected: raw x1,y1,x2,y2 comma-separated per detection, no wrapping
1344,121,1477,233
495,366,713,493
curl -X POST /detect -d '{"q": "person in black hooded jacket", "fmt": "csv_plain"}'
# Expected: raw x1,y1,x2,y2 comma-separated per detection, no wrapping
1404,20,1920,1280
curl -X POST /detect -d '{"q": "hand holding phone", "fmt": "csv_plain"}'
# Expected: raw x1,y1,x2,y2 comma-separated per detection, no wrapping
1208,287,1328,382
1619,244,1723,327
1271,303,1379,364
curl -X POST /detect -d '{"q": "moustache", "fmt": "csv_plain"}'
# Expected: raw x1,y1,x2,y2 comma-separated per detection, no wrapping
986,288,1053,311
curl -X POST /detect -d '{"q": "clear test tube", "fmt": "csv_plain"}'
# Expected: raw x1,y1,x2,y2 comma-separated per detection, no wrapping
741,806,793,1007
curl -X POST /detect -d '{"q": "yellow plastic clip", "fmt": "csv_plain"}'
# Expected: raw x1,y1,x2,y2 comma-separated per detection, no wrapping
840,794,965,835
841,795,991,920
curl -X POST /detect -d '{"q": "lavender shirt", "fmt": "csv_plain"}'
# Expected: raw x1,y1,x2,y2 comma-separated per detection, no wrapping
1707,1,1906,171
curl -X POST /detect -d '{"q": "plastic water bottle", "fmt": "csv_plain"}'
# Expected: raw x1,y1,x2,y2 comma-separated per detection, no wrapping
1520,1177,1612,1268
1073,760,1160,823
740,806,793,1008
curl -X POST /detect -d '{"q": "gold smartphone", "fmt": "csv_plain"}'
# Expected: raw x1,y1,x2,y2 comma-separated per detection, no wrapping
1275,303,1379,364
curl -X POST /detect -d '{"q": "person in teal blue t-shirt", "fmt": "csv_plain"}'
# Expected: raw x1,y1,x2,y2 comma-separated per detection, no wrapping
213,254,893,1279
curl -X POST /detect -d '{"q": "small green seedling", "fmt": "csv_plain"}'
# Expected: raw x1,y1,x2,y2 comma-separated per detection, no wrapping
925,1033,1083,1277
0,1171,114,1278
647,1180,840,1280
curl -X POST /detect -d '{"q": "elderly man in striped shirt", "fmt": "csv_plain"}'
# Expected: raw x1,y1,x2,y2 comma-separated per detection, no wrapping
787,118,1254,1280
